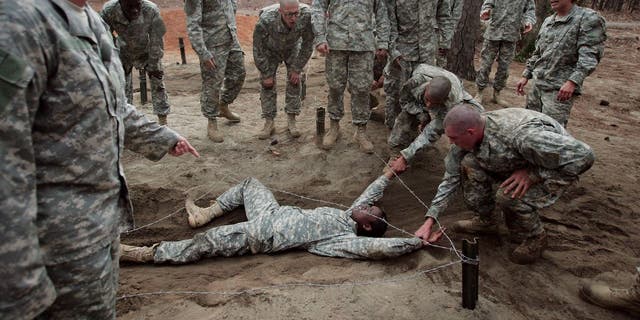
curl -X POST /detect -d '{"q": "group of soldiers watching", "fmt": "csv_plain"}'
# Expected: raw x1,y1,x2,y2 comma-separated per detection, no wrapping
1,0,638,319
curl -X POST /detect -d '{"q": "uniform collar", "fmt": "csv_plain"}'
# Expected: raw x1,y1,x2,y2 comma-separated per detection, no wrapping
50,0,97,43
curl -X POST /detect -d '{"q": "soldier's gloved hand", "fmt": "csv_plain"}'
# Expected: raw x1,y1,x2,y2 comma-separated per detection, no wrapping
480,9,491,20
523,23,533,34
147,70,164,79
289,72,300,85
262,77,275,89
516,77,528,96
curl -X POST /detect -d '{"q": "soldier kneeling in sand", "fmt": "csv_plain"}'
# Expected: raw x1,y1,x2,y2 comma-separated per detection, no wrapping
121,168,444,263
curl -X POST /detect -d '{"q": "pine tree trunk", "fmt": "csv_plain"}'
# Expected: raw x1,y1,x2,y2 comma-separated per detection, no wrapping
445,0,482,81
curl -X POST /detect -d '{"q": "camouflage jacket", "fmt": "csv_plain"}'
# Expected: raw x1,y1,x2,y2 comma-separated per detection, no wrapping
184,0,242,62
386,0,452,63
438,0,463,49
311,0,390,52
100,0,167,69
481,0,536,42
263,175,422,259
399,64,479,162
523,5,606,93
426,108,595,219
253,4,314,75
0,1,179,318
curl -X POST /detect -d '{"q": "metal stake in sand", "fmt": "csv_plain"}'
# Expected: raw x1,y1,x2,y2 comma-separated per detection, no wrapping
139,68,148,105
462,238,479,309
316,107,325,146
179,37,187,64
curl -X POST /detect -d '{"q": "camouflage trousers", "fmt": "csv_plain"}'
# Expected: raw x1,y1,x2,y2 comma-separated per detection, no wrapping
526,83,575,127
475,40,517,91
260,60,305,119
387,109,431,151
383,60,421,129
155,178,280,264
34,238,119,320
124,61,170,115
461,153,573,241
200,46,246,119
325,50,373,125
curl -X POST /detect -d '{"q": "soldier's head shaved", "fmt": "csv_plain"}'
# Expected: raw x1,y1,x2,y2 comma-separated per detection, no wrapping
423,76,451,108
351,205,388,238
443,104,485,151
278,0,300,29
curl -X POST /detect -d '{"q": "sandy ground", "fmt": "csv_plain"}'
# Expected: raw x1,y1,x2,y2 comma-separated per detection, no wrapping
88,2,640,319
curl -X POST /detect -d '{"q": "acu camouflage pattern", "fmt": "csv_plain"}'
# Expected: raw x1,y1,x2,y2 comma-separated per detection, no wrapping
388,64,482,156
476,0,536,91
523,5,606,122
253,4,314,119
426,108,595,238
311,0,390,52
384,0,452,128
325,50,375,124
185,0,246,118
155,176,423,263
436,0,463,67
100,0,171,115
0,1,180,318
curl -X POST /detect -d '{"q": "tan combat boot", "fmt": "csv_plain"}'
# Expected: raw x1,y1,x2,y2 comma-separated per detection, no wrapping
287,113,301,138
219,103,241,123
257,118,275,140
158,114,167,126
580,274,640,317
322,119,340,149
492,90,505,106
353,124,374,154
186,197,224,228
474,88,485,104
207,118,223,143
120,244,157,263
452,215,499,234
509,230,548,264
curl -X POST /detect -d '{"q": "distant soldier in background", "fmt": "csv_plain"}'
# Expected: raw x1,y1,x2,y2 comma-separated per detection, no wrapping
185,0,247,142
312,0,389,153
474,0,536,106
101,0,172,125
517,0,606,126
383,0,452,130
436,0,463,68
253,0,314,140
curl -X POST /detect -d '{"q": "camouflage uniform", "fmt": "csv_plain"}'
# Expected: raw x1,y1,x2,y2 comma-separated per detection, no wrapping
523,5,606,125
388,64,482,153
383,0,452,128
436,0,463,68
426,108,594,240
185,0,246,119
311,0,389,125
476,0,536,93
100,0,171,115
253,4,314,119
155,176,423,263
0,1,180,318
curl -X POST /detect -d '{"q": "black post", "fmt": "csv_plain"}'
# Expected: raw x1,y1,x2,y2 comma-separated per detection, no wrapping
179,37,187,65
316,107,325,146
462,238,479,310
139,69,148,105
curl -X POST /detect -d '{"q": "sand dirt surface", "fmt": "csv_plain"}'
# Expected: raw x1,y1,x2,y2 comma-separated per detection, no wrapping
89,2,640,319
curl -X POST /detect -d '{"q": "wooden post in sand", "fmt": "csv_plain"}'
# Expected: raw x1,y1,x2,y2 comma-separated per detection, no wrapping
462,238,479,310
316,107,325,146
139,69,148,105
179,37,187,65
